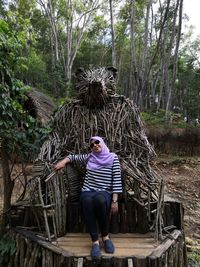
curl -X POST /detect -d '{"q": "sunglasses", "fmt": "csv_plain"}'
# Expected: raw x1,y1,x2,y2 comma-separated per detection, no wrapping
90,140,100,148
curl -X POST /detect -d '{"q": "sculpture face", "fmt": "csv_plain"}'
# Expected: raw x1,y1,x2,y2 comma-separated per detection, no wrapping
76,67,117,108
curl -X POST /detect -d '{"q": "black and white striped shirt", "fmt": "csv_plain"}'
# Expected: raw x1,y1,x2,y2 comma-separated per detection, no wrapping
68,154,122,193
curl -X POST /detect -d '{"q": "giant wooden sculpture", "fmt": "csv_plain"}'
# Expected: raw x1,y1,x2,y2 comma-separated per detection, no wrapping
28,67,163,238
9,67,187,267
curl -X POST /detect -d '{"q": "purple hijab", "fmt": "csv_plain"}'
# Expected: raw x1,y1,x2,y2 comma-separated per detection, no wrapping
86,136,115,170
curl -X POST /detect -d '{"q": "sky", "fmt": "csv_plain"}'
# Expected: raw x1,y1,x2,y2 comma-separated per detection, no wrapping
183,0,200,37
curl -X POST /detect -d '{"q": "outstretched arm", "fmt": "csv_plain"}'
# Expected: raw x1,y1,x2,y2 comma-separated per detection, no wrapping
54,157,71,170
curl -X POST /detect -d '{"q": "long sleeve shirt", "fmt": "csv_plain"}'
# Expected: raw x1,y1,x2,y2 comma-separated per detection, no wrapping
67,154,122,193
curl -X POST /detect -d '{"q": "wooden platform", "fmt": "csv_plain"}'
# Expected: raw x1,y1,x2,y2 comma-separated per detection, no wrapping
10,228,187,266
53,233,160,257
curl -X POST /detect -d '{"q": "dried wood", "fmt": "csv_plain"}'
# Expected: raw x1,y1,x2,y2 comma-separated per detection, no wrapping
37,177,51,240
10,227,186,267
24,67,164,239
14,228,72,257
127,258,133,267
149,230,181,258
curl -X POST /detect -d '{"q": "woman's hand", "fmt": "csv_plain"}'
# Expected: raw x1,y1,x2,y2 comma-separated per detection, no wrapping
111,201,118,214
54,157,70,170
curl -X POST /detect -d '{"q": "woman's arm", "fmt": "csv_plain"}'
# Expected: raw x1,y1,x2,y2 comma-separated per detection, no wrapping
112,155,122,193
54,154,89,170
112,193,118,202
111,155,122,214
54,157,71,170
111,192,119,214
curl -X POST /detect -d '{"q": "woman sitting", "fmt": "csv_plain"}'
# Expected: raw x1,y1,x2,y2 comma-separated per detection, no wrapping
54,136,122,258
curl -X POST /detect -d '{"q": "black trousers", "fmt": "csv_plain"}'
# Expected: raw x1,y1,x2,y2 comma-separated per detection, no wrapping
80,191,111,241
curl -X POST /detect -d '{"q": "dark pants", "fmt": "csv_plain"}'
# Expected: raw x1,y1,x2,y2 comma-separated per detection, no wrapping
80,191,111,241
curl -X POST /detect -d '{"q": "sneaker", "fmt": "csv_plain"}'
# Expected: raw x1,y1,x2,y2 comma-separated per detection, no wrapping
91,244,101,258
103,239,115,253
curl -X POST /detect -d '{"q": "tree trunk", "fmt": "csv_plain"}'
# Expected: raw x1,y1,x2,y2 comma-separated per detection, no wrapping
140,0,153,110
48,0,59,62
130,0,138,102
109,0,116,68
165,0,183,118
0,140,14,237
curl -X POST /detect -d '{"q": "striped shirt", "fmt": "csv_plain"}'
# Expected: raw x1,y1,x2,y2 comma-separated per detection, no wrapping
67,154,122,193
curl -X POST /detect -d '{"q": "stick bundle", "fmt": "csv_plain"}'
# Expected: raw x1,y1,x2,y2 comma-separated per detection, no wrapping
25,68,164,239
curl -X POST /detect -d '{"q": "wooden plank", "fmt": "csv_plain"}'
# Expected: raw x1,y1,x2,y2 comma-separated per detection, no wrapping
56,237,158,244
148,230,181,258
13,228,72,257
56,241,157,249
13,227,184,266
59,232,154,238
57,245,155,257
56,239,157,244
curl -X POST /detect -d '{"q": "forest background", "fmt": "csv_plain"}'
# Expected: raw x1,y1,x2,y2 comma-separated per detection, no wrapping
0,0,200,265
1,0,200,120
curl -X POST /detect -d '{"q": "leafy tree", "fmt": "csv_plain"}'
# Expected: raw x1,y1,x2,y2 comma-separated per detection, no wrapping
0,20,49,237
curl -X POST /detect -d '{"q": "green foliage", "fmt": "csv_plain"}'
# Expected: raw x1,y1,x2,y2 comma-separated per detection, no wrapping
141,110,170,125
0,19,50,160
0,234,16,265
177,63,200,118
141,110,188,128
0,81,50,159
188,250,200,267
0,0,199,120
16,50,47,86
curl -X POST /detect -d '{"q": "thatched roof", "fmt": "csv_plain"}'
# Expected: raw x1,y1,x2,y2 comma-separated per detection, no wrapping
25,89,55,126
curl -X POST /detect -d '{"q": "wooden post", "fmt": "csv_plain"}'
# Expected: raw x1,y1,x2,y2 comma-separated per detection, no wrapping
163,203,173,227
13,234,20,267
101,256,113,267
73,257,84,267
167,246,174,266
19,237,25,267
133,256,147,267
119,203,127,233
67,202,80,232
110,212,119,233
113,256,126,267
137,203,149,233
85,257,101,267
127,201,137,232
127,258,133,267
38,178,51,240
148,256,158,267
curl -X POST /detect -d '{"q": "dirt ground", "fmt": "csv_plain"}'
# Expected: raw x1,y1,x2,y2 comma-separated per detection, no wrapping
153,156,200,245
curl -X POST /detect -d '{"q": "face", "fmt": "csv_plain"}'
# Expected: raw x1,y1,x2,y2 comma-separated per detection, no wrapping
90,139,102,153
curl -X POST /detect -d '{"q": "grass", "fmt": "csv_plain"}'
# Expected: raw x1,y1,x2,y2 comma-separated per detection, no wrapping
188,250,200,267
141,110,199,129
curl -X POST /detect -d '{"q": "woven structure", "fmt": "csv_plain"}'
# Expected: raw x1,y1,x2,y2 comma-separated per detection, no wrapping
25,88,55,126
27,67,164,240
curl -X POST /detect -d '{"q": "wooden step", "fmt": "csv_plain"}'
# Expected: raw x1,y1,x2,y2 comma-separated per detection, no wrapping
54,233,160,257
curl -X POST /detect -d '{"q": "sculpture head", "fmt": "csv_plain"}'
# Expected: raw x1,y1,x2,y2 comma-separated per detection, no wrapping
75,67,117,108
